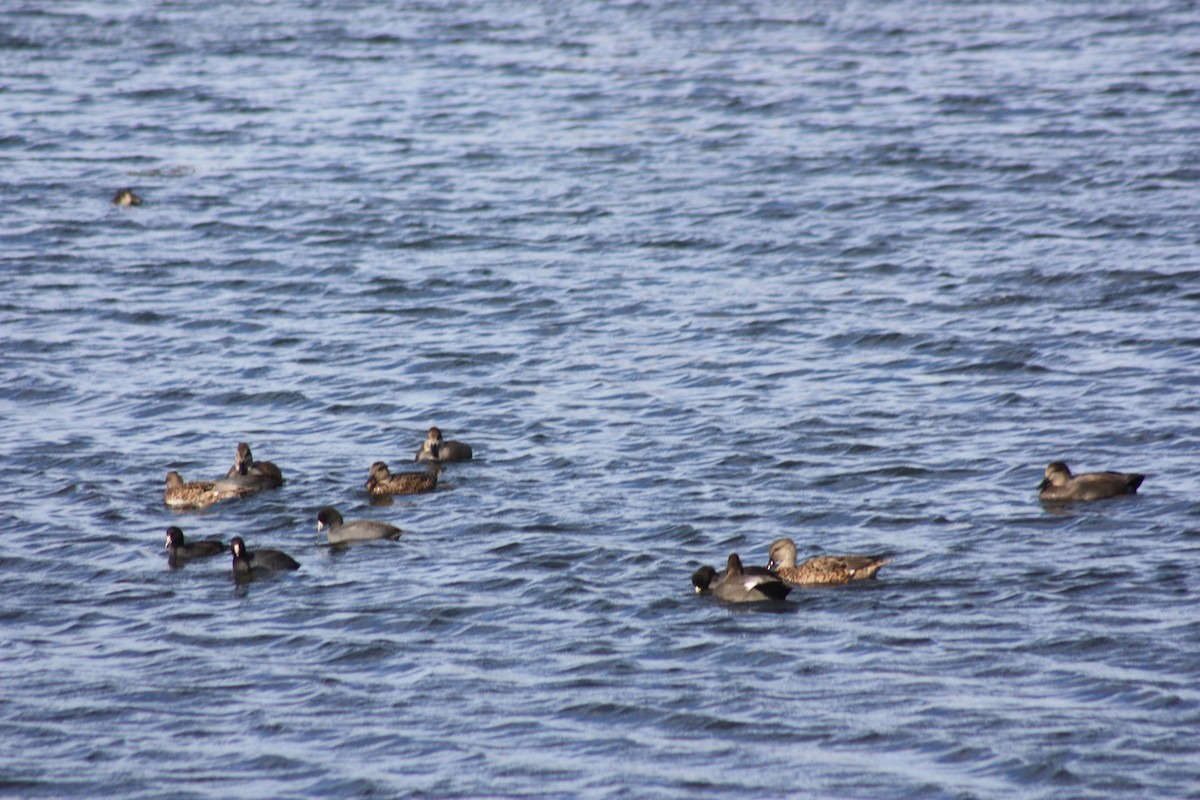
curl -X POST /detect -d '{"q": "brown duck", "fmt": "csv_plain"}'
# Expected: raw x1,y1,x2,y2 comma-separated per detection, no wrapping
364,461,439,495
766,537,889,586
1038,461,1144,502
414,426,474,463
224,442,284,490
163,471,251,509
112,188,142,206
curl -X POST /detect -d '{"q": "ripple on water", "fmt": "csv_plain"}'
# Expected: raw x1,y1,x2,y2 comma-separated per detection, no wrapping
3,1,1200,799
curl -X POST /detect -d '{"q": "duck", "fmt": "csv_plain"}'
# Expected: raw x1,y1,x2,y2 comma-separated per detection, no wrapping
414,426,473,462
164,526,227,567
224,442,284,490
766,537,889,586
708,553,792,603
691,560,777,594
316,507,403,544
364,461,439,495
1037,461,1144,502
164,471,251,509
229,536,300,576
112,188,143,206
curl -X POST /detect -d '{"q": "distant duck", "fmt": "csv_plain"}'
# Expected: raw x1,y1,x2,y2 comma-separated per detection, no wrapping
316,507,403,544
707,553,792,603
164,526,227,567
414,427,473,463
364,461,439,495
164,471,250,509
224,442,284,490
229,536,300,577
766,538,889,586
112,188,142,206
1038,461,1144,502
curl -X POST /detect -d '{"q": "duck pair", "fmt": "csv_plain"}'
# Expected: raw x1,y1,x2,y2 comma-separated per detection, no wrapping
164,443,283,509
365,427,474,495
694,538,890,603
164,527,299,576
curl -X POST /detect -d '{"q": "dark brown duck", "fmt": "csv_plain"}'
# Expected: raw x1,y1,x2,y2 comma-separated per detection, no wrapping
1037,461,1144,502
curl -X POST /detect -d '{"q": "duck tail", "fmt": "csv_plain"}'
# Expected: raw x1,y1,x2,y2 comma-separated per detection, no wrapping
850,556,890,581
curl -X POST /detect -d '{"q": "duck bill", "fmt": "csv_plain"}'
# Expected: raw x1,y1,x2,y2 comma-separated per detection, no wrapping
1037,479,1050,491
767,559,778,571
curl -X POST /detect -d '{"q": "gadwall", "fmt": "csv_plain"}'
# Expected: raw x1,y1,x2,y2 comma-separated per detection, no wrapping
230,536,300,576
708,553,792,603
224,442,284,490
1037,461,1144,502
364,461,439,495
112,188,142,206
766,538,889,586
316,507,403,544
414,427,473,463
164,526,227,567
164,471,251,509
692,561,776,594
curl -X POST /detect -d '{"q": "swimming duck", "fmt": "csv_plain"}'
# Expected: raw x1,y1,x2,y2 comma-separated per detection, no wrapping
691,561,777,594
229,536,300,576
364,461,439,495
316,507,403,544
164,471,251,509
112,188,143,206
708,553,792,603
164,526,227,566
224,442,284,490
1037,461,1144,502
414,427,473,463
766,538,889,586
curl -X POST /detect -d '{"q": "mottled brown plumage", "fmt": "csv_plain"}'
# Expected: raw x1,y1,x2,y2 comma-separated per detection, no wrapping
164,471,250,509
364,461,439,495
1037,461,1144,502
767,538,889,586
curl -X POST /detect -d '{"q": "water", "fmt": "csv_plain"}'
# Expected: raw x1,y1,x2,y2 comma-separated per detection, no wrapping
2,1,1199,797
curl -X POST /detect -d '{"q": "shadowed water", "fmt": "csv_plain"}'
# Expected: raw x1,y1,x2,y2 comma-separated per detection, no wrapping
2,1,1199,797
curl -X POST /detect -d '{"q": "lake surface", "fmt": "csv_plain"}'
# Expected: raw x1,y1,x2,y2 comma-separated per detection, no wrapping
2,1,1199,797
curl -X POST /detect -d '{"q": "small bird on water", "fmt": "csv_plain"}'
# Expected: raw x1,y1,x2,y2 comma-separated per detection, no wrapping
224,442,284,490
1037,461,1144,502
316,506,403,544
766,538,889,586
364,461,439,495
229,536,300,577
703,553,792,603
414,426,473,463
164,526,227,567
112,188,142,206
